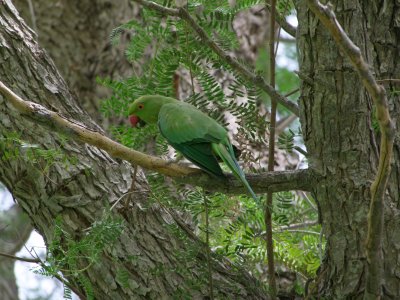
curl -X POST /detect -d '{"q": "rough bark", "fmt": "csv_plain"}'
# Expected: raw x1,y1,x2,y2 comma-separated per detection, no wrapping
296,0,400,298
13,0,136,126
0,1,138,297
0,2,268,299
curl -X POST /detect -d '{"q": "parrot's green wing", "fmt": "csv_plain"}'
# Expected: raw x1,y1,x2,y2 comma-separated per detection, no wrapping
212,143,259,204
169,139,224,177
158,102,227,177
158,101,259,204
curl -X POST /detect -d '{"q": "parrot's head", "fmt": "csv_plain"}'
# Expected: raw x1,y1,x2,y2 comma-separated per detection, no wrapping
128,95,175,127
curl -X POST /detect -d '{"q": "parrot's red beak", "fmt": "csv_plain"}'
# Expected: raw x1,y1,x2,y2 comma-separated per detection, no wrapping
129,115,140,127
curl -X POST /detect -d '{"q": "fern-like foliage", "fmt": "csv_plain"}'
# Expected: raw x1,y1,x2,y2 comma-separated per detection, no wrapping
0,130,78,174
99,0,319,296
31,213,124,299
101,0,271,167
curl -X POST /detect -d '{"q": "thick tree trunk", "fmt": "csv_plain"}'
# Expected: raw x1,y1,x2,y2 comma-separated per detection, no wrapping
0,2,267,299
1,2,137,297
296,0,400,298
13,0,136,125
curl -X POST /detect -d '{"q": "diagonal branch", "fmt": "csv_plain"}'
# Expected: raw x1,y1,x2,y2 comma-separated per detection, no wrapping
306,1,396,298
0,251,40,263
132,0,299,116
275,12,296,37
0,250,86,299
0,81,315,195
275,220,318,232
264,4,296,37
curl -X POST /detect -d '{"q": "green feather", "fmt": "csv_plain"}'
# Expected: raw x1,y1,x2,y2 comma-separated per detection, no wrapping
211,142,259,204
129,95,258,202
158,101,226,144
168,140,224,177
158,101,226,177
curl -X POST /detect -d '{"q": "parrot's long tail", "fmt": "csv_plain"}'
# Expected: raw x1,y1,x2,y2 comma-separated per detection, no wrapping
212,143,259,204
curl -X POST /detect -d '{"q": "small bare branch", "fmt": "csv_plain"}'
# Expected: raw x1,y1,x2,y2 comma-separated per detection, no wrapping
275,220,318,231
257,220,319,237
294,146,308,157
306,1,396,298
0,251,40,263
265,5,297,37
276,15,296,38
276,114,297,135
265,0,278,297
280,229,320,235
376,78,400,85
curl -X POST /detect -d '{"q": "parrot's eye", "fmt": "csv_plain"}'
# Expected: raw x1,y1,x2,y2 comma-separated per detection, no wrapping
138,104,144,109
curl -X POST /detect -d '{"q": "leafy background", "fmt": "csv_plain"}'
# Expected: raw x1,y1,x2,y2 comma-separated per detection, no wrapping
0,0,323,299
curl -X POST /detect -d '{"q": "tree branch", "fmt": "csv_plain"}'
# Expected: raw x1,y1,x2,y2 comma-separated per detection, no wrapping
3,249,88,300
0,251,40,263
132,0,299,116
185,168,314,194
0,81,196,178
0,81,315,194
276,14,296,38
306,1,396,298
265,6,296,37
376,78,400,85
257,220,319,238
265,0,278,297
275,220,318,232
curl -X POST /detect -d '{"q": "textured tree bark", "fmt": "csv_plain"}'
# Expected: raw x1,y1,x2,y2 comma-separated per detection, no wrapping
1,1,137,297
0,2,268,299
13,0,136,125
296,0,400,298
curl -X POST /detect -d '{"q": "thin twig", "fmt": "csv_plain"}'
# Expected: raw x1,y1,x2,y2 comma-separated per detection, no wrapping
132,0,299,115
284,88,300,97
294,146,308,156
301,192,317,211
273,0,291,59
376,78,400,84
306,1,395,298
51,271,86,300
276,114,297,136
276,13,296,38
185,1,195,96
0,250,85,298
109,192,136,211
278,229,320,235
0,251,40,263
203,193,214,300
275,220,318,231
265,0,277,298
318,226,324,263
262,5,297,37
258,220,319,237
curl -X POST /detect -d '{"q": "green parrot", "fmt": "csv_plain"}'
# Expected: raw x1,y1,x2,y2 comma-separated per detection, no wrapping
128,95,258,202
